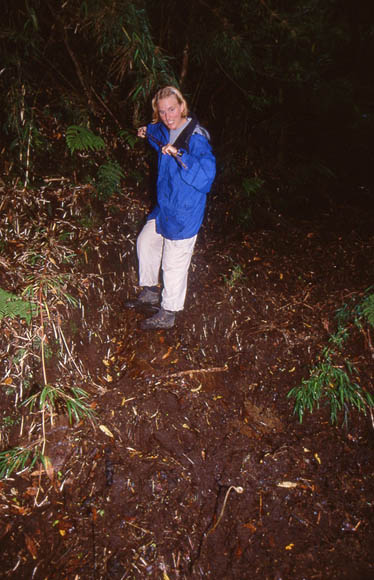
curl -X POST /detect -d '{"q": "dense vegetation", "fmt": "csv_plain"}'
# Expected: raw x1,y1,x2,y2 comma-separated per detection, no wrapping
1,0,373,209
1,4,374,577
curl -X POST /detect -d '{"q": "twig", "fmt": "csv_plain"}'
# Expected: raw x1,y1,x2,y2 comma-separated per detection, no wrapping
362,326,374,359
58,326,85,377
124,520,153,535
369,406,374,430
91,86,122,129
141,131,188,170
191,485,244,574
206,485,244,535
165,364,228,379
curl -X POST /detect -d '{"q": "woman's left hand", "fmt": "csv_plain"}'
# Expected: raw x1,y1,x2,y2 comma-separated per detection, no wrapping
162,143,178,156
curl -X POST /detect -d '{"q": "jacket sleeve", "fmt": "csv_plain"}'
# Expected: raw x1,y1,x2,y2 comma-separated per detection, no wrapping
178,134,216,193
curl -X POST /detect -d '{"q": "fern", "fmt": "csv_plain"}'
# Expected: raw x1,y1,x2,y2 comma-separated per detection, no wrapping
0,288,36,324
118,129,137,149
335,287,374,330
96,161,124,198
361,293,374,327
66,125,106,154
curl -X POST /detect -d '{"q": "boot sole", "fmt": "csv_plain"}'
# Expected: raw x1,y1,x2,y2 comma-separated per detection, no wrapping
124,300,159,314
139,320,175,330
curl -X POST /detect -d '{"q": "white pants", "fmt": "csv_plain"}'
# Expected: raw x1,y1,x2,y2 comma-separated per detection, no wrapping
137,219,197,312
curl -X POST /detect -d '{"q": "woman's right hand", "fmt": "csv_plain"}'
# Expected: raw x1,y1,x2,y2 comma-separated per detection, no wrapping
137,126,147,138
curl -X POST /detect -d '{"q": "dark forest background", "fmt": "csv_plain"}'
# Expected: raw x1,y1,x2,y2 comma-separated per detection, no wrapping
1,0,374,218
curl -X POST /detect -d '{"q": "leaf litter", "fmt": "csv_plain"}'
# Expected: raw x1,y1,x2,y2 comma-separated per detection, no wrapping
0,182,373,579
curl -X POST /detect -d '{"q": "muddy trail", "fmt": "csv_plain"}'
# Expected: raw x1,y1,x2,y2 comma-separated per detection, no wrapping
0,182,373,580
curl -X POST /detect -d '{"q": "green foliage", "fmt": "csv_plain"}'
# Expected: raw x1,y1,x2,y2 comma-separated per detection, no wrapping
107,2,176,104
242,177,265,197
1,415,20,429
225,175,266,229
357,292,374,328
118,129,137,149
288,354,373,425
65,126,125,198
96,161,125,198
0,288,36,324
0,381,95,479
0,446,41,479
335,287,374,330
240,177,265,225
24,384,96,425
23,274,78,309
224,263,245,289
2,0,372,198
288,290,374,425
66,125,106,154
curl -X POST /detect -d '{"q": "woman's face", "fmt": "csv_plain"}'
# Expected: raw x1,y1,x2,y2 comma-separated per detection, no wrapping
157,95,186,130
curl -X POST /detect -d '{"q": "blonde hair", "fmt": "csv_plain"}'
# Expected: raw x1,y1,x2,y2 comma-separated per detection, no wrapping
151,86,188,123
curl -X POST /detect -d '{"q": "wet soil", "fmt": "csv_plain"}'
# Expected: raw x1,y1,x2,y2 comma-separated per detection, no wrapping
0,182,373,580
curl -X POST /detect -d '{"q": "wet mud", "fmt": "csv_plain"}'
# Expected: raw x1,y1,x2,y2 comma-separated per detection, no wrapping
0,185,373,579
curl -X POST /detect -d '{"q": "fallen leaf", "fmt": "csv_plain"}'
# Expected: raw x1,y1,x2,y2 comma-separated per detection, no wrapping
1,523,12,539
162,346,173,360
285,543,294,550
43,455,54,482
25,533,38,559
24,487,38,497
11,505,31,515
99,425,114,438
277,481,298,488
243,522,257,532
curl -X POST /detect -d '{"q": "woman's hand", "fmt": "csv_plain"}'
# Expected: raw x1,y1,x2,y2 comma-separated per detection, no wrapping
162,143,178,156
137,126,147,138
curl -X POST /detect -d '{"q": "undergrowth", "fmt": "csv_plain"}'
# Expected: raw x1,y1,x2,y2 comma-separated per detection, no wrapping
0,189,100,480
66,125,126,198
288,288,374,425
0,288,37,324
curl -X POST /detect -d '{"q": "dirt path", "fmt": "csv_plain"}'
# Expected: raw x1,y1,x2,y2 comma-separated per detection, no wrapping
0,187,373,579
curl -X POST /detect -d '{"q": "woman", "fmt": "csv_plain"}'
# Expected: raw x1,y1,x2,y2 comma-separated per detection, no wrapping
129,86,216,330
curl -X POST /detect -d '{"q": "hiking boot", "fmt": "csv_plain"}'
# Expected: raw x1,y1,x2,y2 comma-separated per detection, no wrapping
137,287,159,305
140,308,176,330
124,286,159,309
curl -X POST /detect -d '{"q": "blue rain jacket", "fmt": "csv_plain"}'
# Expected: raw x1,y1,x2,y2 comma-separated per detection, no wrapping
146,120,216,240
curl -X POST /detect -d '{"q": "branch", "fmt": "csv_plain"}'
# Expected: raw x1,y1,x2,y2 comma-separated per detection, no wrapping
165,364,228,379
63,27,97,114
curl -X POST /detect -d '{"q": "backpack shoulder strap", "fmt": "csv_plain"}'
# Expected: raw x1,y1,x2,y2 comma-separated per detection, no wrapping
173,114,199,152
